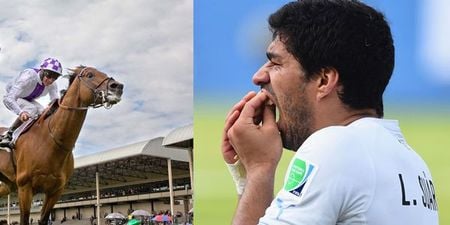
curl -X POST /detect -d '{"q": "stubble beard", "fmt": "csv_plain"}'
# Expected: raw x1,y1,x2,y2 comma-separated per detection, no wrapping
279,92,313,151
263,83,313,152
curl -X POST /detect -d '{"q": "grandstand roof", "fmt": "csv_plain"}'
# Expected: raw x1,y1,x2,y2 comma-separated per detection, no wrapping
162,124,193,149
66,137,190,191
75,137,190,168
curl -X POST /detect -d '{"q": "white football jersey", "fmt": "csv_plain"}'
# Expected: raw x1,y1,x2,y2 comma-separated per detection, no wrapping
259,118,438,225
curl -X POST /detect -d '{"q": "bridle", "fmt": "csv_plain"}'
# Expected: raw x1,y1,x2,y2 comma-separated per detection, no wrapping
58,67,116,111
50,67,116,151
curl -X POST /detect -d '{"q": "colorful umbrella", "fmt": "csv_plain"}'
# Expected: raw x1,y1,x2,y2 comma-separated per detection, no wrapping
105,212,126,219
152,215,163,222
131,209,151,217
127,218,141,225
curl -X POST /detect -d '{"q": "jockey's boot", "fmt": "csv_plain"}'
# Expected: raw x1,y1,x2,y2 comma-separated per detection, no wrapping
0,117,23,147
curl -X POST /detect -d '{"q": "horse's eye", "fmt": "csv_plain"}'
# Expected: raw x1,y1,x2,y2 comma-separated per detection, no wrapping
86,73,94,79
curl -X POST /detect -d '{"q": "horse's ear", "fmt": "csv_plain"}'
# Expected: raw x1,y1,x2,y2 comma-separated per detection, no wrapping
67,68,76,75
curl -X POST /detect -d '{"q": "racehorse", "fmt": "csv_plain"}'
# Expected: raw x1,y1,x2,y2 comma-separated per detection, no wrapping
0,66,123,225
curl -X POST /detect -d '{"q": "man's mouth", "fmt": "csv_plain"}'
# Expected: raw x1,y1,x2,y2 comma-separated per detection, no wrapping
262,90,279,124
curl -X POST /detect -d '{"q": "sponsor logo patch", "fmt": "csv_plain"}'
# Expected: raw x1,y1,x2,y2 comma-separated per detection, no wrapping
284,158,316,197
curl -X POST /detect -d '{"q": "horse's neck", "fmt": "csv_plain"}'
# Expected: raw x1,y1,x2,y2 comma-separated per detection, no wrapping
53,103,87,144
50,82,89,150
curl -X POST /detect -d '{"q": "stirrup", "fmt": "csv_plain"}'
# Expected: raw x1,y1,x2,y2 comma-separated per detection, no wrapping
0,139,11,146
0,140,12,148
0,143,13,152
0,133,12,146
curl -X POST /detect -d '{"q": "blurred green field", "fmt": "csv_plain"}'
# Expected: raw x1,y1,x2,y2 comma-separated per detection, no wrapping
194,103,450,225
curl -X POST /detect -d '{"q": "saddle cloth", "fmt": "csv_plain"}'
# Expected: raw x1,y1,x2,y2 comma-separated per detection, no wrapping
0,118,35,152
12,118,36,144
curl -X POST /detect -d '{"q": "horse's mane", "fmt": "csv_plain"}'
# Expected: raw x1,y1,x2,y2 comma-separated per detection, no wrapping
67,65,86,85
60,65,86,98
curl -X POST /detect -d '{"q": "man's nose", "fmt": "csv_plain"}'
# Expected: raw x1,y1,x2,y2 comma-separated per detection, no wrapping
252,65,270,86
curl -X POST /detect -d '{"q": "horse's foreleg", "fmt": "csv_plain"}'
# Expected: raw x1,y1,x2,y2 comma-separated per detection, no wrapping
39,190,63,225
18,184,33,225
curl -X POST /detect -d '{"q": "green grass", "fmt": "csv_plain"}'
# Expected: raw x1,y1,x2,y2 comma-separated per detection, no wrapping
194,104,450,225
393,112,450,224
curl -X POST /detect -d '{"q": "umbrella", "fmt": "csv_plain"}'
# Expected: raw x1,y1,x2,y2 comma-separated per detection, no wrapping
127,219,141,225
131,209,151,217
105,212,126,219
152,215,163,222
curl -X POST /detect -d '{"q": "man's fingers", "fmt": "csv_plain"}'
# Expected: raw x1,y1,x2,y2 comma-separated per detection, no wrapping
226,99,245,118
222,91,254,164
20,112,30,122
222,110,241,163
224,110,240,134
226,91,257,118
222,141,238,164
226,100,244,118
242,91,257,102
262,104,276,126
239,91,268,124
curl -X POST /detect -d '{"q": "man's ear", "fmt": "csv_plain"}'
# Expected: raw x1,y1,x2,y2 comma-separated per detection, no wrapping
316,67,339,100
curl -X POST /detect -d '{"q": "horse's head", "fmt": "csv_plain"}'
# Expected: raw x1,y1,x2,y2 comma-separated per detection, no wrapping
67,66,124,108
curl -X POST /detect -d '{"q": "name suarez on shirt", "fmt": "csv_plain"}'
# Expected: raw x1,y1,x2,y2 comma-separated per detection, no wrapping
398,172,438,211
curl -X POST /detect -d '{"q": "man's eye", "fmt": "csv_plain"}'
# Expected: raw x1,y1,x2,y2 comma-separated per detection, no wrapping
270,62,281,68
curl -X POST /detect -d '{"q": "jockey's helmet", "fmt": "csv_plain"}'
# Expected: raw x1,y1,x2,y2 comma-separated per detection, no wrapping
40,58,63,76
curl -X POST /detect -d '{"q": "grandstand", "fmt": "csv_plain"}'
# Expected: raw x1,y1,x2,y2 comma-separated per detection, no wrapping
0,124,193,225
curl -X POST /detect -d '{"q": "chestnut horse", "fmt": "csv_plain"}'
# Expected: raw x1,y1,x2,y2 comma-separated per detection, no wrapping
0,66,123,225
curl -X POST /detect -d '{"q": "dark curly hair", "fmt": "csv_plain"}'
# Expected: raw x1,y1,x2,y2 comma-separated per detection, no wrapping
269,0,394,117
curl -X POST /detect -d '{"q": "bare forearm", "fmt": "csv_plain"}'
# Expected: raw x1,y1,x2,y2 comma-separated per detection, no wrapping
232,167,276,225
227,91,282,224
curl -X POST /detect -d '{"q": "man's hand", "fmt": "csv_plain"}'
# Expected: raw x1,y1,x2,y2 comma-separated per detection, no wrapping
222,91,257,164
227,90,282,172
19,111,30,122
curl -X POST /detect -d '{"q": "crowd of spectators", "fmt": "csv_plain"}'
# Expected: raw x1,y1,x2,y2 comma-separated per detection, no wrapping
58,178,190,203
0,178,190,211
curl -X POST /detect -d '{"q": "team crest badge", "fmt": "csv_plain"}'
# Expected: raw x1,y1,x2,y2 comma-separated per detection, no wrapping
284,157,316,197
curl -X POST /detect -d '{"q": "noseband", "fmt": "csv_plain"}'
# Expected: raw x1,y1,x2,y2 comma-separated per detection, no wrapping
59,67,115,110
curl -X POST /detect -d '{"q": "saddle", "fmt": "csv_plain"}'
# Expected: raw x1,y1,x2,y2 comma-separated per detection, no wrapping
0,99,60,152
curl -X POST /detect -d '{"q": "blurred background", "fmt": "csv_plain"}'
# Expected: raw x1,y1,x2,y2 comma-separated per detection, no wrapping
195,0,450,224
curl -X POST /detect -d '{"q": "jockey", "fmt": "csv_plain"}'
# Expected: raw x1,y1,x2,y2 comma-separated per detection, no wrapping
0,57,62,146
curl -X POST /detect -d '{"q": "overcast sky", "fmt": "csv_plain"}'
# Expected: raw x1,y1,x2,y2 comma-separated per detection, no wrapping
0,0,193,157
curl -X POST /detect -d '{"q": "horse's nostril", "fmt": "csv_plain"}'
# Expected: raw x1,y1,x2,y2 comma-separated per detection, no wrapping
109,82,123,89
